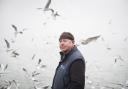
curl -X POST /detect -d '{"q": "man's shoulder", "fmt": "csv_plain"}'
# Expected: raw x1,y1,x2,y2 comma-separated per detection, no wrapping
71,48,84,59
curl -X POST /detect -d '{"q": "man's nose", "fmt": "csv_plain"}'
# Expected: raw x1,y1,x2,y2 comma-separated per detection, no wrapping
60,41,64,45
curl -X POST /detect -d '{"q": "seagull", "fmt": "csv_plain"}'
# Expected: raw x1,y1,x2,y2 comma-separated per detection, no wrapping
34,85,50,89
107,47,111,50
53,11,60,19
7,81,12,89
11,24,27,37
44,0,60,18
114,55,124,63
12,24,17,32
22,68,27,72
36,59,46,69
32,54,36,60
36,64,46,69
32,71,40,77
11,50,19,57
38,59,42,65
22,67,31,78
4,38,10,49
43,85,50,89
4,64,8,71
22,68,33,81
12,80,20,89
36,64,46,70
40,64,46,68
22,68,39,82
81,35,101,45
0,64,8,72
11,24,18,37
37,0,54,13
37,0,60,19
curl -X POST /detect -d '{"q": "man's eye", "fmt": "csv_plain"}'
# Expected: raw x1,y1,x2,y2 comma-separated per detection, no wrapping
63,40,68,42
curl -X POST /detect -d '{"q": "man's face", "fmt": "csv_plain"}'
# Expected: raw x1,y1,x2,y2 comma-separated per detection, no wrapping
59,39,74,52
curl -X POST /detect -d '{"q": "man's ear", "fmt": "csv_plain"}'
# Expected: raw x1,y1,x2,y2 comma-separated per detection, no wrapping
72,40,75,44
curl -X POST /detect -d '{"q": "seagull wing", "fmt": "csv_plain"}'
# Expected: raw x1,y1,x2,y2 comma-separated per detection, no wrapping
32,54,36,60
11,24,17,32
40,64,46,68
4,39,10,48
43,85,49,89
44,0,51,10
4,64,8,71
22,68,27,72
38,59,42,65
81,35,100,45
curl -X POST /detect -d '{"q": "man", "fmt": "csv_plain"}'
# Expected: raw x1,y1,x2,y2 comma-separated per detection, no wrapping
52,32,85,89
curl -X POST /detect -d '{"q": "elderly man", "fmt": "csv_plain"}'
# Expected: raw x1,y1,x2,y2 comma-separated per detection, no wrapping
52,32,85,89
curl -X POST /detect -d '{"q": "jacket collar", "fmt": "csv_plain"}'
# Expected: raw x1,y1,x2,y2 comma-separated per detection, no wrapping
59,46,77,62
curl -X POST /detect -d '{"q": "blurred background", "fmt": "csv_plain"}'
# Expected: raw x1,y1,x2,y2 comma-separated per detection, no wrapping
0,0,128,89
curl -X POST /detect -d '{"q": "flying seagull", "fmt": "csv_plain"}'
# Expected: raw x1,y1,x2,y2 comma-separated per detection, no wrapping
4,64,8,71
37,0,53,13
53,11,60,19
36,59,46,69
11,24,27,37
114,55,124,63
37,0,60,19
36,64,46,70
11,50,19,57
0,64,8,72
44,0,60,18
38,59,42,65
32,71,40,77
40,64,46,68
6,81,12,89
43,85,50,89
12,80,20,89
22,67,31,78
11,24,18,37
32,54,36,60
81,35,101,45
0,64,4,71
34,85,49,89
12,24,17,32
22,68,27,72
